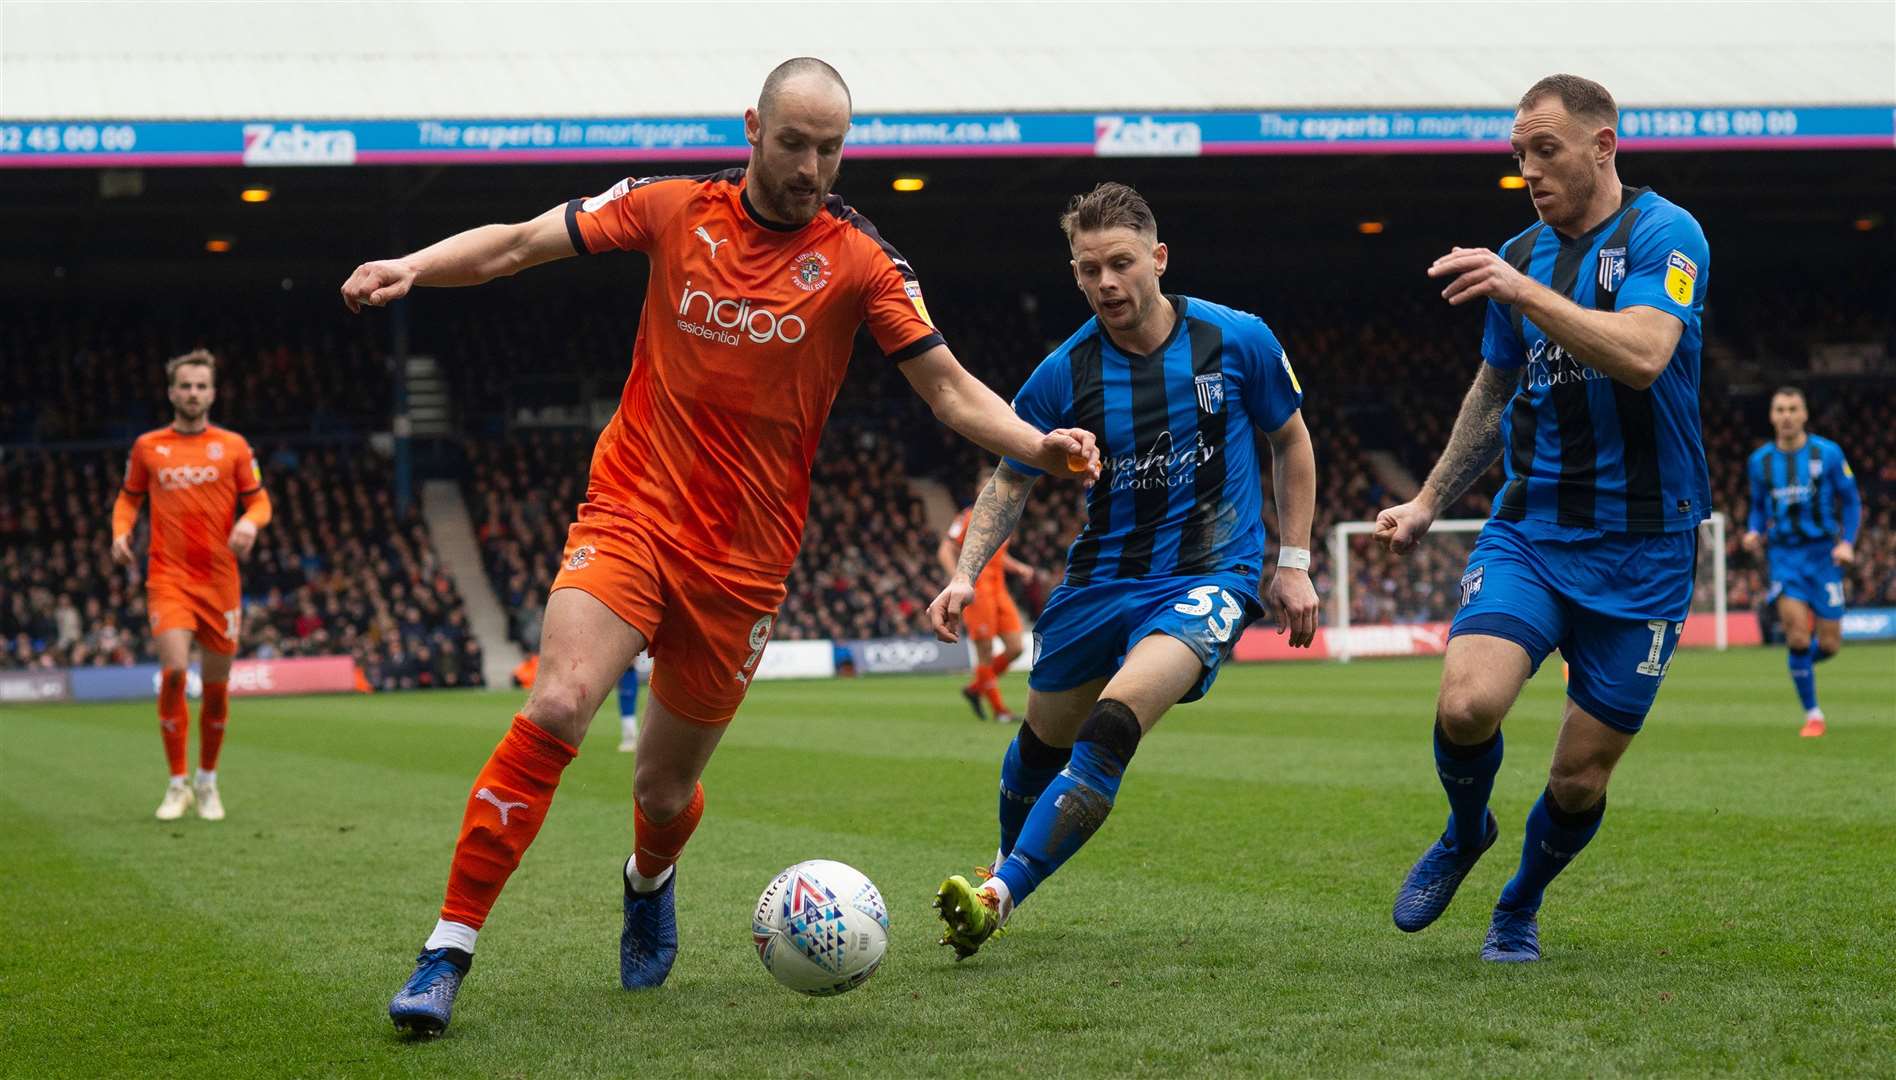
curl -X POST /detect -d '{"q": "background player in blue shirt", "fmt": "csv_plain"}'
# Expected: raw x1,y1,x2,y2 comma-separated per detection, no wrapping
1375,75,1712,963
1742,387,1861,737
926,182,1319,960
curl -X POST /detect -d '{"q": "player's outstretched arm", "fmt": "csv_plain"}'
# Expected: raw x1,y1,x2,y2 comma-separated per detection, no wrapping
1375,362,1512,554
340,202,578,312
898,345,1100,482
1264,411,1320,648
928,463,1037,643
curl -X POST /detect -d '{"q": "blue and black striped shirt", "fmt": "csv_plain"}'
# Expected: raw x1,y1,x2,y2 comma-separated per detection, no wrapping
1005,295,1303,586
1480,188,1712,534
1747,435,1860,545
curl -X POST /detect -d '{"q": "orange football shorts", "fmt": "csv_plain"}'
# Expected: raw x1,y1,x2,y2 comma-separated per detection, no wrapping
148,579,241,656
550,504,786,725
961,588,1022,643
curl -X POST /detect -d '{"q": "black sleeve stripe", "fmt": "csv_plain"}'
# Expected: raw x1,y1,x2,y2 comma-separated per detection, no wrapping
832,200,921,282
887,332,945,363
121,485,145,496
564,198,588,256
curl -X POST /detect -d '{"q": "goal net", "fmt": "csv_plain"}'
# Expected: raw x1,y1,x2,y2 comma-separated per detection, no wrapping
1324,513,1730,662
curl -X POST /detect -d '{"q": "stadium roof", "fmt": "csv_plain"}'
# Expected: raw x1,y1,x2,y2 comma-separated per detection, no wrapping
3,0,1892,120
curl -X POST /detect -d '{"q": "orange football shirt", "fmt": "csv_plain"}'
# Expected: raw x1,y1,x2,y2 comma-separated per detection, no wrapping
566,169,941,576
945,507,1010,599
122,425,262,593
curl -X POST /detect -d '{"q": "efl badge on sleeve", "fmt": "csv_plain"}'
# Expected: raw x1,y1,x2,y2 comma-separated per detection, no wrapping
903,280,933,326
1664,250,1698,305
1596,246,1627,293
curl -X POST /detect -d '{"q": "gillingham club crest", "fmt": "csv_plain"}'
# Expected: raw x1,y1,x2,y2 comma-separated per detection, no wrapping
1194,372,1225,413
1596,246,1627,293
791,251,831,292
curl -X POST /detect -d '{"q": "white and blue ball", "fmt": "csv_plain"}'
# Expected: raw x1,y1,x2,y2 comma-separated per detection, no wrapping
751,859,889,996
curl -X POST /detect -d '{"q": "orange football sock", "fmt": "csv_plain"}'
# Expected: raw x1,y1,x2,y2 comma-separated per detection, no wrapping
158,669,189,777
198,679,229,772
982,656,1014,713
633,781,705,881
439,714,578,930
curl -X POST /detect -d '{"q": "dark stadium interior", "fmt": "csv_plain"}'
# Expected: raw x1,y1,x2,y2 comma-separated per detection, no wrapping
3,150,1891,664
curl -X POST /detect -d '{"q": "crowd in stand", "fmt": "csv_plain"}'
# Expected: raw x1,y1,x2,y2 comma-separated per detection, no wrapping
0,297,390,444
4,285,1890,672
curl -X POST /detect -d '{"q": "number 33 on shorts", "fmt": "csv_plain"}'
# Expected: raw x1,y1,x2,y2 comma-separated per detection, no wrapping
1174,586,1243,643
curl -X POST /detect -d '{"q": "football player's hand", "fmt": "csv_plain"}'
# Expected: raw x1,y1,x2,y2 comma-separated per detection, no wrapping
1741,531,1765,557
227,519,258,561
1268,569,1319,648
1040,427,1101,485
110,533,135,567
341,260,417,312
1375,499,1435,555
928,576,977,643
1832,540,1855,567
1428,247,1532,306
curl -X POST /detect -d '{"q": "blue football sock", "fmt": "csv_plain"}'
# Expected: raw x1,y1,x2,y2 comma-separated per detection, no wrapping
618,667,641,721
994,700,1140,909
997,723,1072,861
1809,641,1835,666
1497,787,1605,913
1434,721,1503,853
1788,646,1817,711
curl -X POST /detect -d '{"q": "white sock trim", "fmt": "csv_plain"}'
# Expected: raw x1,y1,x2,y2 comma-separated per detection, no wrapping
425,919,478,954
195,769,217,786
624,856,675,895
980,877,1014,925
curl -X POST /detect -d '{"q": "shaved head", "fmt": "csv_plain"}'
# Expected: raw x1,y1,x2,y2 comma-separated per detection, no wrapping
758,57,851,124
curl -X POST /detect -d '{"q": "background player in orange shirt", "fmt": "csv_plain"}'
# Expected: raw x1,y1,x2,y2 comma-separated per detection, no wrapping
110,350,272,822
342,57,1099,1036
940,466,1043,723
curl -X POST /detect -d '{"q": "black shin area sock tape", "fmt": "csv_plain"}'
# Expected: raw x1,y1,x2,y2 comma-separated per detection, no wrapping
1544,784,1605,829
1434,718,1499,761
1076,699,1142,771
1017,721,1072,771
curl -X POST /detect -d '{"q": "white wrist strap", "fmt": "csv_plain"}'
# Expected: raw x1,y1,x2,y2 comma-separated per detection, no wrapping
1277,546,1311,571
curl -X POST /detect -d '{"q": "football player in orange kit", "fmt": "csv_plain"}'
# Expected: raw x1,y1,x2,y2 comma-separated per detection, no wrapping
940,469,1042,723
343,57,1099,1036
110,350,272,823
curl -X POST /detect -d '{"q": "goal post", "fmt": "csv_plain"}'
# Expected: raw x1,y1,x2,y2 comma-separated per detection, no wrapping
1326,512,1729,662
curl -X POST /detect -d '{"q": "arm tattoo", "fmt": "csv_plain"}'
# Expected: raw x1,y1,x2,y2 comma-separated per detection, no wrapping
955,463,1037,582
1422,364,1514,511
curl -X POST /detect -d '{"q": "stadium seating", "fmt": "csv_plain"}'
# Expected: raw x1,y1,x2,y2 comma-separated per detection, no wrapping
3,287,1888,676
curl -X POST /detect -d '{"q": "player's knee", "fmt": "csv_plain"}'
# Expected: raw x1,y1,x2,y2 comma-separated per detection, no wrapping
1075,698,1142,769
522,680,591,743
1784,626,1812,652
1435,685,1505,744
1547,760,1610,812
632,764,696,823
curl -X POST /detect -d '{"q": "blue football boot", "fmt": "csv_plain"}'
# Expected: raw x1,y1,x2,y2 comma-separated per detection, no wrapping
1481,905,1542,962
1393,810,1498,932
388,947,471,1037
620,867,678,989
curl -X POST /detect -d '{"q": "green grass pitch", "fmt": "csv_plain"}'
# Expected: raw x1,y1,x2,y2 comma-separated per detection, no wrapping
3,645,1892,1078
